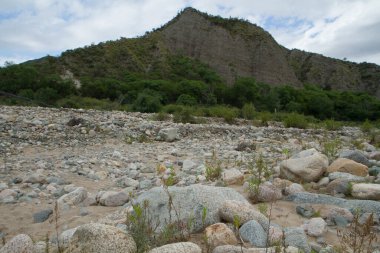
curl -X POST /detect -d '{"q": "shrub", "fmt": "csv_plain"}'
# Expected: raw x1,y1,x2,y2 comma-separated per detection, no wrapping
241,103,255,120
205,151,223,181
324,119,342,131
283,113,309,129
126,200,158,253
361,119,373,133
322,138,341,162
337,210,377,253
133,92,162,113
153,112,170,121
247,154,272,203
176,94,197,106
173,108,197,124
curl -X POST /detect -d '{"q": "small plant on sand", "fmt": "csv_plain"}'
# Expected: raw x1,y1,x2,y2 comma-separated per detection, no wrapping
126,200,158,253
321,138,341,162
336,210,377,253
205,150,223,181
258,203,269,217
247,154,272,203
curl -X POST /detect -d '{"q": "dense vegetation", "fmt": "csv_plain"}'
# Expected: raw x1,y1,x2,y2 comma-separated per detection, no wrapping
1,56,380,124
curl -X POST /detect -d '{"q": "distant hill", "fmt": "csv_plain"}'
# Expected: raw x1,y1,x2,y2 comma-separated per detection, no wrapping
1,7,380,121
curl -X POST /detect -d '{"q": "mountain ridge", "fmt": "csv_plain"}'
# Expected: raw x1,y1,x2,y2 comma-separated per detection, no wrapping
4,7,380,99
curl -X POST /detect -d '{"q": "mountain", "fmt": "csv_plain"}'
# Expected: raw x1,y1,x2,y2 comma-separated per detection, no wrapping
25,7,378,98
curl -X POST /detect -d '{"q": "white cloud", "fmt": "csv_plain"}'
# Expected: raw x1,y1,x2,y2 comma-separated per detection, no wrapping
0,0,379,65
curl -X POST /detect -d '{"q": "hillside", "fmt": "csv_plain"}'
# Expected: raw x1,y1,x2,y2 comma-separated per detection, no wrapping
1,7,380,122
21,7,380,95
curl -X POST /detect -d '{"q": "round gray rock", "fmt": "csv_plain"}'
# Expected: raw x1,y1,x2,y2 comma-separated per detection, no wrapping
135,185,248,233
33,209,53,223
0,234,33,253
239,220,267,247
148,242,201,253
68,223,136,253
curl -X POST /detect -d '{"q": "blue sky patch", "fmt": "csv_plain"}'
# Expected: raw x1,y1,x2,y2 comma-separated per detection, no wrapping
262,16,313,31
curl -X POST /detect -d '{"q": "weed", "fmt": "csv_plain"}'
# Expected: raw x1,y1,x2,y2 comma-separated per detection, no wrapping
282,148,290,159
361,119,373,133
258,203,269,217
53,202,63,253
162,167,176,187
351,139,364,150
337,210,377,253
312,209,321,218
202,207,208,228
126,200,159,253
205,151,223,181
247,154,272,203
45,233,50,253
125,133,151,144
322,138,341,162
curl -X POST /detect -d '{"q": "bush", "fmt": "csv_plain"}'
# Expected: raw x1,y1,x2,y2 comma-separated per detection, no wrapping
361,119,373,133
153,112,170,121
176,94,197,106
324,119,342,131
241,103,255,120
205,151,223,181
133,92,162,113
283,113,309,129
173,108,197,124
208,105,239,124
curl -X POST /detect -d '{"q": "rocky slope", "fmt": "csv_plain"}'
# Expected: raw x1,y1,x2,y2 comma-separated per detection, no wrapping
1,105,380,252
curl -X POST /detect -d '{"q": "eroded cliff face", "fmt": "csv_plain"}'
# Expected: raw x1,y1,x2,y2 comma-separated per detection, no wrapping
159,8,379,97
160,8,301,87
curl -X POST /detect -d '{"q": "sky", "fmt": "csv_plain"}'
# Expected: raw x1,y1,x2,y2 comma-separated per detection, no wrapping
1,0,380,66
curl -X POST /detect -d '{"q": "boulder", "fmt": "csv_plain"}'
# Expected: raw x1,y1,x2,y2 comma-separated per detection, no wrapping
351,183,380,200
134,185,247,232
284,183,305,195
219,200,269,230
327,158,368,177
284,227,311,253
302,218,327,237
68,223,136,253
33,209,53,223
148,242,201,253
286,192,380,215
157,128,178,142
327,178,353,196
98,191,129,207
328,172,367,182
239,220,267,247
369,151,380,161
339,150,371,167
205,223,238,249
0,234,33,253
296,204,315,218
256,182,282,202
280,149,328,183
369,166,380,176
57,187,87,208
212,245,277,253
222,169,244,185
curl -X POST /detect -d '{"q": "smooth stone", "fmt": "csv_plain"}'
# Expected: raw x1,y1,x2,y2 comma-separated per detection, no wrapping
33,209,53,223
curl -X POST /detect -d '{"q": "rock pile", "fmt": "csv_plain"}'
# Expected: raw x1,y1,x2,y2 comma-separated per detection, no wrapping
1,105,380,252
